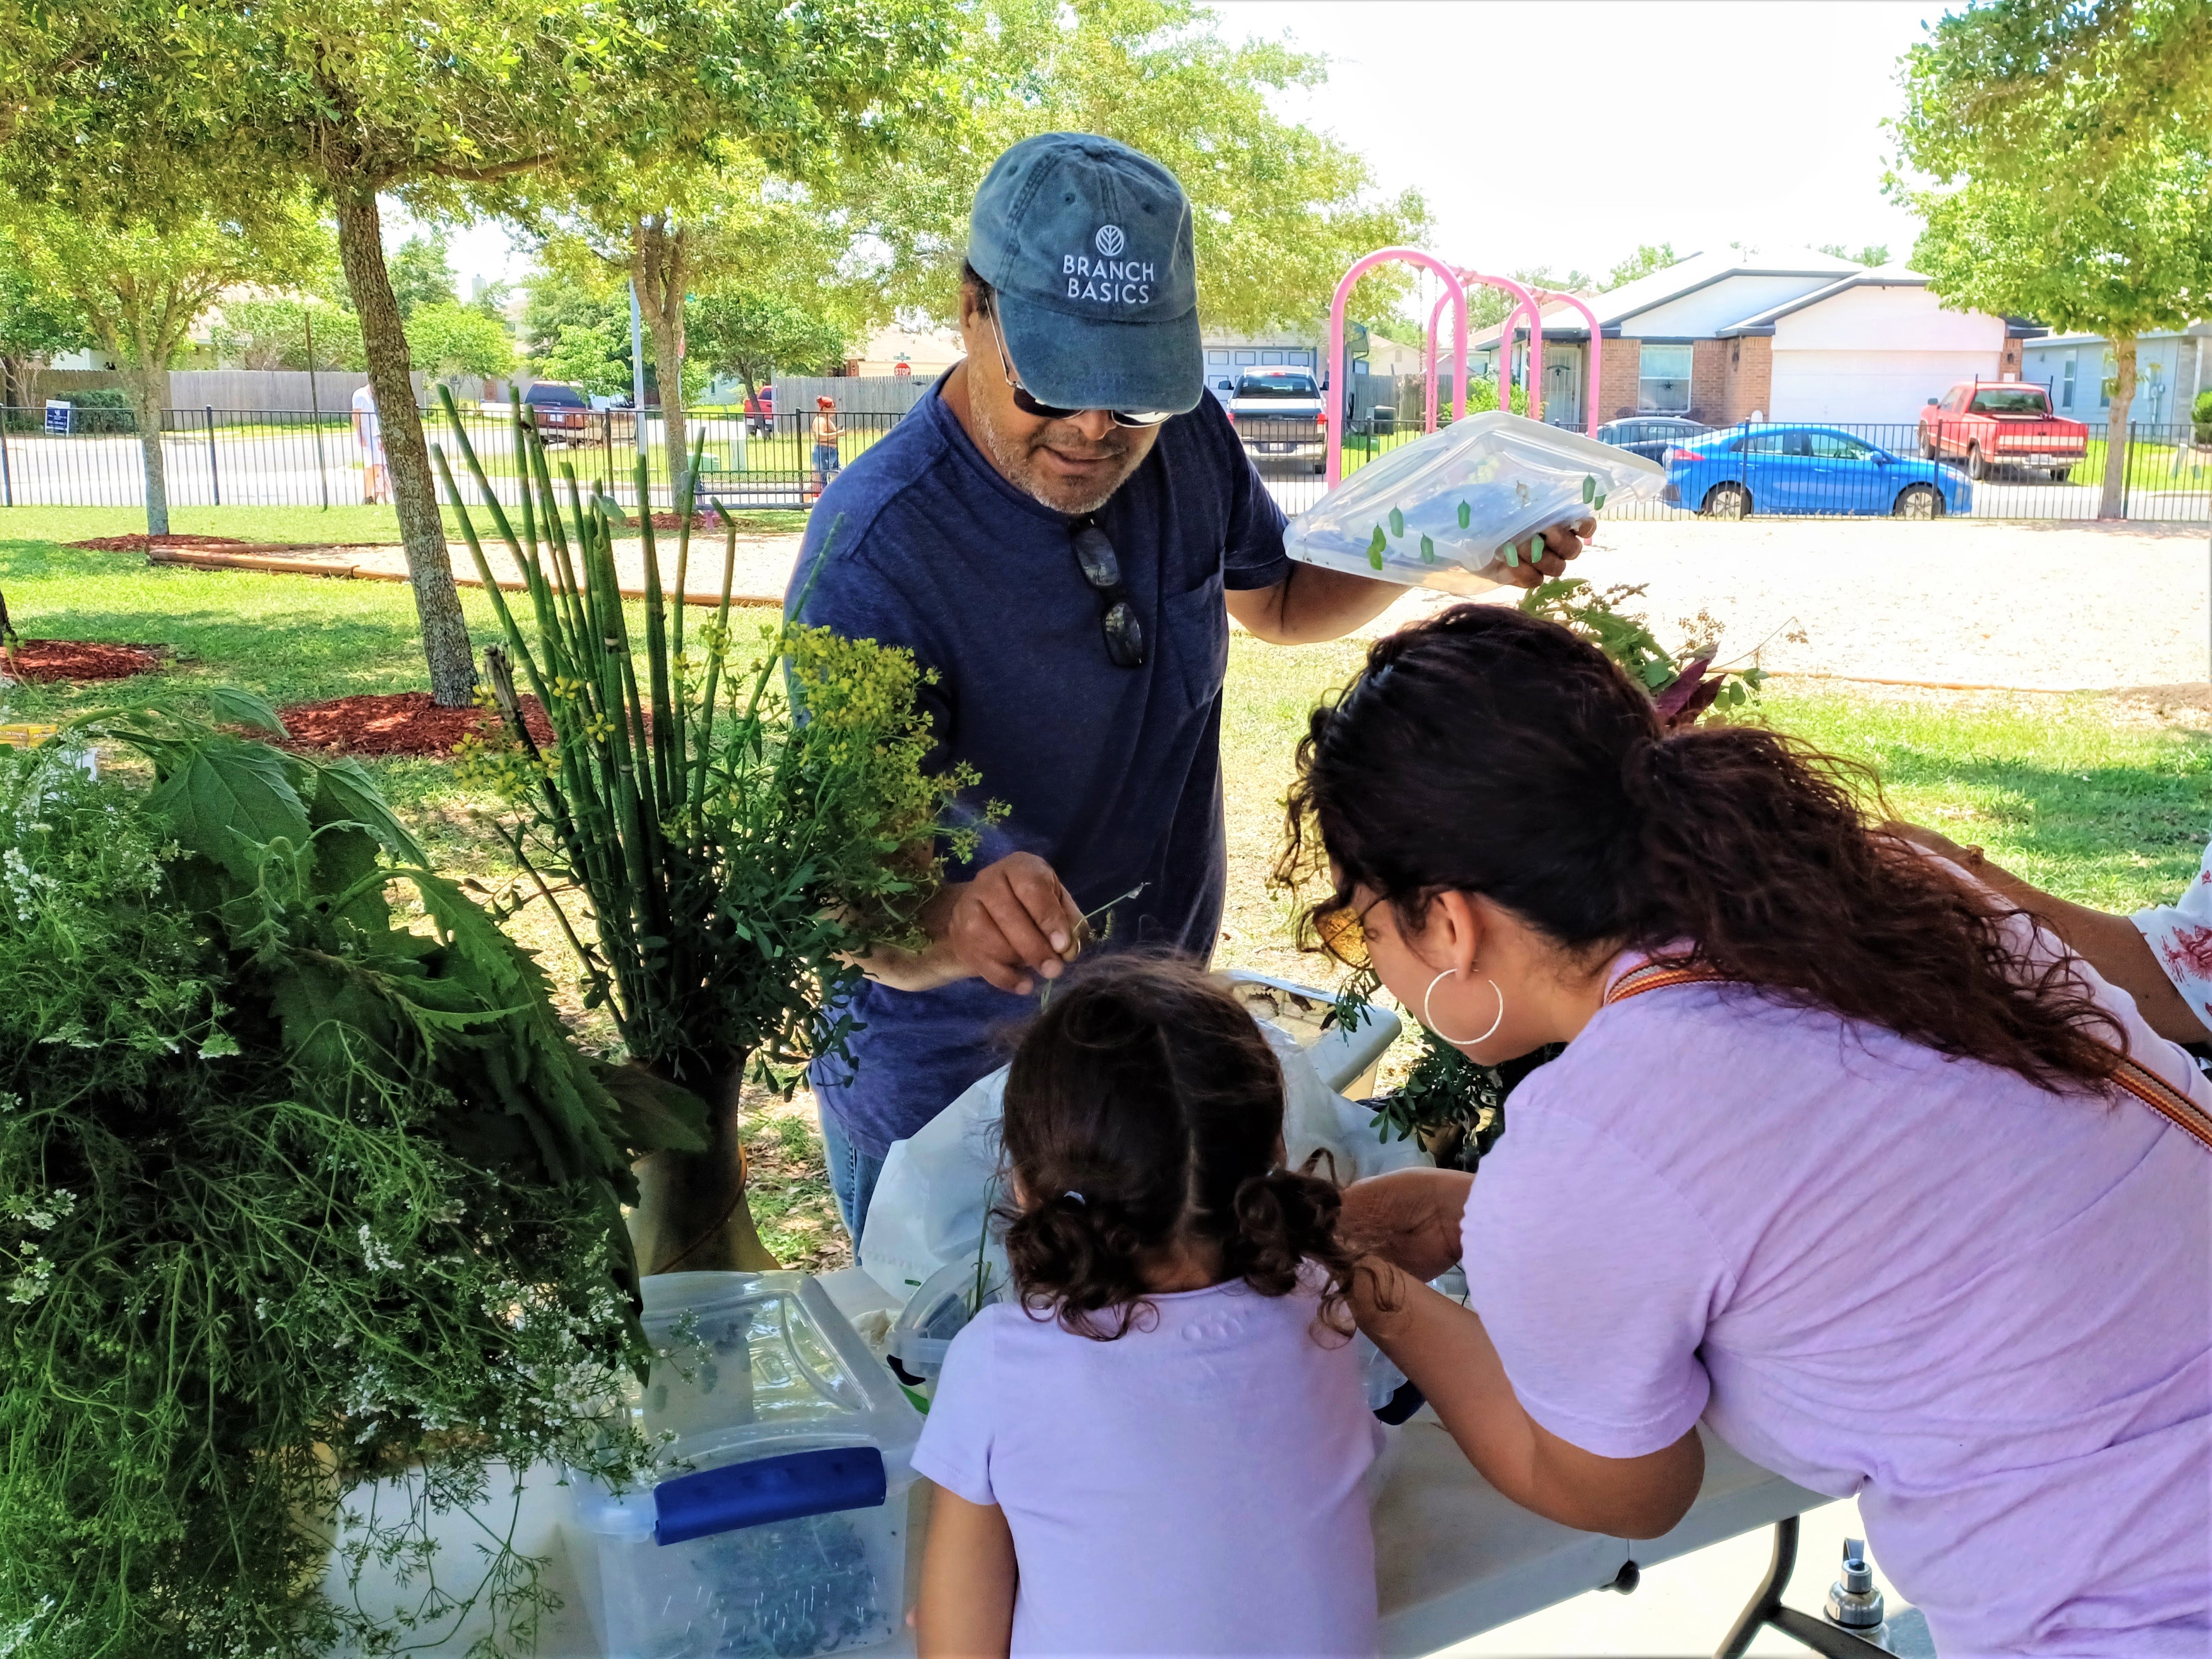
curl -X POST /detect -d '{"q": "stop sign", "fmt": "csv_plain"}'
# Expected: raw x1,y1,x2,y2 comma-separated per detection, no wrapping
893,360,912,377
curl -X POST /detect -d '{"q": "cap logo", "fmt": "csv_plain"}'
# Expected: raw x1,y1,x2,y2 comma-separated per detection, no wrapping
1094,225,1126,257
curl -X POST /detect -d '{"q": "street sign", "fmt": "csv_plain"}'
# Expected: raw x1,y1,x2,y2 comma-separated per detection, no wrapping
893,360,912,377
43,400,71,435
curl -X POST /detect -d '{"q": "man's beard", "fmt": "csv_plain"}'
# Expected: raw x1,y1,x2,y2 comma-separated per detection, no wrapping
971,398,1147,516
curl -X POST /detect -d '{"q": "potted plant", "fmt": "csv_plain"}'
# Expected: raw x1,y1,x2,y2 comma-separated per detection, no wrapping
432,391,980,1274
0,700,677,1657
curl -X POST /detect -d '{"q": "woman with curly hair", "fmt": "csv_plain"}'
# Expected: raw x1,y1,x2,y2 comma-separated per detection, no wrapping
912,955,1384,1657
1287,604,2208,1659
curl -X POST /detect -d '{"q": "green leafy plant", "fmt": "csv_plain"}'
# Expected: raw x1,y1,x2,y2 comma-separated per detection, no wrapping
0,704,676,1659
432,390,983,1272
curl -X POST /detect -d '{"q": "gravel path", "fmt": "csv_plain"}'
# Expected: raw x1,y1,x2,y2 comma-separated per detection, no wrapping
1370,518,2212,691
331,517,2210,691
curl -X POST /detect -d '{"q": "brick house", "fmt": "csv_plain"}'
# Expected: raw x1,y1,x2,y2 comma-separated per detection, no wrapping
1466,251,2041,429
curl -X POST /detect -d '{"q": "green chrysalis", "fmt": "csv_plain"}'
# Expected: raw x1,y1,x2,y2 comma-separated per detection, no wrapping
1389,506,1405,538
1503,541,1520,568
1368,525,1387,569
1419,534,1436,563
1457,501,1471,529
1593,491,1607,512
1582,474,1596,503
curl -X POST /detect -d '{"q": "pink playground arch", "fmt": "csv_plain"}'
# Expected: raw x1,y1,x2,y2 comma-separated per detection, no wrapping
1326,249,1469,488
1532,287,1603,438
1427,271,1538,426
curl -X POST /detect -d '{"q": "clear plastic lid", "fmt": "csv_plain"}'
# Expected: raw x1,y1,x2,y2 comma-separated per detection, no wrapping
572,1271,922,1540
1287,411,1670,594
886,1257,1009,1386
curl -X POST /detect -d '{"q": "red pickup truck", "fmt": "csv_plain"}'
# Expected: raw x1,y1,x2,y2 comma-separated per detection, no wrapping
1918,380,2088,482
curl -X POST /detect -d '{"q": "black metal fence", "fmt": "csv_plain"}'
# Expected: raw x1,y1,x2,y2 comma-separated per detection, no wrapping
0,405,908,513
3,404,2208,525
1262,416,2212,522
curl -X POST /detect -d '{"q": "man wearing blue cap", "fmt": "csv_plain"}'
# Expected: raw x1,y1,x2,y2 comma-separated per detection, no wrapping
788,133,1590,1246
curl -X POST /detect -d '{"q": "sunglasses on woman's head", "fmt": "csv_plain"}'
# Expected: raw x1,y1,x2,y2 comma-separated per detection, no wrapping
985,305,1175,429
1314,897,1379,969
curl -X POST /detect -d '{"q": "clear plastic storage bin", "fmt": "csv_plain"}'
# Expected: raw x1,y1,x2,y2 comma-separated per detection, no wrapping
567,1272,922,1659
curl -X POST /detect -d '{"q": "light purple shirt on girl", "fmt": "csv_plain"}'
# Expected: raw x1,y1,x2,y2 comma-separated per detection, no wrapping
1463,942,2211,1658
914,1280,1386,1656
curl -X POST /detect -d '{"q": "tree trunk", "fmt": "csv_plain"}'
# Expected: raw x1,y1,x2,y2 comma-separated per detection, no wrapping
118,364,171,538
335,193,477,706
2099,336,2137,520
631,214,690,514
626,1060,780,1276
0,355,34,411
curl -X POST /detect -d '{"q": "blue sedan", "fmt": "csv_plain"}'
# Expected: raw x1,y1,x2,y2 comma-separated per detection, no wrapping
1664,424,1972,519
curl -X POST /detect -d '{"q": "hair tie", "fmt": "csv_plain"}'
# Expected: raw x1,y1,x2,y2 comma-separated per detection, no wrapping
1063,1190,1085,1206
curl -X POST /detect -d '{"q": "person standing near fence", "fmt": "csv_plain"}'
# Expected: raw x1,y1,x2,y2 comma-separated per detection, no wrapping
350,382,388,505
807,395,843,502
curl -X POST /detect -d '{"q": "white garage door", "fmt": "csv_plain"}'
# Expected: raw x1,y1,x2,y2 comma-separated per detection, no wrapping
1769,349,2000,429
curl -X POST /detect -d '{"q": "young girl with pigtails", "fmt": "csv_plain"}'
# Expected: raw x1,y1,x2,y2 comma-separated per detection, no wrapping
912,955,1387,1658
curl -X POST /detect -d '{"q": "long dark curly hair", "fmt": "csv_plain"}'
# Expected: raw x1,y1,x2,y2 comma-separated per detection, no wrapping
1278,604,2125,1092
998,954,1362,1341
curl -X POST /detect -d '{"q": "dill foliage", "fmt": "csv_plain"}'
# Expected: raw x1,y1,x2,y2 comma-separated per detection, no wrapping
0,703,673,1659
435,394,985,1100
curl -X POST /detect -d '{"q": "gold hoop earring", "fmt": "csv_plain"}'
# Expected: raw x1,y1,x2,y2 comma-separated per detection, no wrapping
1422,967,1505,1048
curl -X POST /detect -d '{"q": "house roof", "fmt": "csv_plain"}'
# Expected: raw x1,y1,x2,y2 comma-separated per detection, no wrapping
1469,249,1864,347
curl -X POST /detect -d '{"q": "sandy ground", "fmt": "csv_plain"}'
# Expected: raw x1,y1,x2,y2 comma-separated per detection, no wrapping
342,515,2212,692
1371,517,2212,691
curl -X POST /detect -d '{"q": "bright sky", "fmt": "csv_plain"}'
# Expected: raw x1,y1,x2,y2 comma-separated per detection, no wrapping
1209,0,1956,283
431,0,1957,296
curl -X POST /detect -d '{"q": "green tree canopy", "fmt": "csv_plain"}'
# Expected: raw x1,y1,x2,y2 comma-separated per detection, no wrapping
3,198,320,533
404,302,515,383
386,235,460,320
841,0,1431,337
210,296,365,372
0,249,88,408
690,290,852,405
0,0,959,704
1817,242,1892,267
1604,242,1681,291
1895,3,2212,515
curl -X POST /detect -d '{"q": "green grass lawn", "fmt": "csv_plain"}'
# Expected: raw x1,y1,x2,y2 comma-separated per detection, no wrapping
6,532,2206,1263
0,503,808,547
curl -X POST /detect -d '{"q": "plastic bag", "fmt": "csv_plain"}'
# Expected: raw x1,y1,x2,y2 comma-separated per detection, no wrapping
1285,411,1670,594
857,1022,1428,1303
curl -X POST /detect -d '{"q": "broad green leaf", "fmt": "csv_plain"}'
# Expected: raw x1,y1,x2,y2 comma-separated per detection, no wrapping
585,1057,711,1153
146,737,312,882
207,685,289,735
312,757,429,866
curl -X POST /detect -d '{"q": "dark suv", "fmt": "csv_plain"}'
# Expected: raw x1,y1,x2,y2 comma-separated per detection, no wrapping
523,381,592,446
1596,416,1709,463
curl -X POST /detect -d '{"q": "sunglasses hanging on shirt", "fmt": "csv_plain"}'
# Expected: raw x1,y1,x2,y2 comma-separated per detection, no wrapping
1071,521,1146,668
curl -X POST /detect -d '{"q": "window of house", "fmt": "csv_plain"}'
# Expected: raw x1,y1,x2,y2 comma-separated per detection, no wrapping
2100,350,2114,408
1638,343,1694,412
2061,357,2076,410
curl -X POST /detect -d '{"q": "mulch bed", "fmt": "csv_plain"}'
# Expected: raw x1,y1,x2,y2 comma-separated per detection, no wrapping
6,639,164,681
277,692,553,759
68,534,399,554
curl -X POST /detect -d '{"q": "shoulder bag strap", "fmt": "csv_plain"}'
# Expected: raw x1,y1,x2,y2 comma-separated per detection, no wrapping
1604,957,2212,1155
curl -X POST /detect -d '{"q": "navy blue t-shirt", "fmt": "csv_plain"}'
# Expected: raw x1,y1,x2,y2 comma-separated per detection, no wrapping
787,380,1289,1156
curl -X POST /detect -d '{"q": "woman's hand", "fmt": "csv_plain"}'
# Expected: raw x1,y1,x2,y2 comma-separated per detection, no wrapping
1337,1168,1474,1281
1494,516,1596,590
1353,1257,1705,1540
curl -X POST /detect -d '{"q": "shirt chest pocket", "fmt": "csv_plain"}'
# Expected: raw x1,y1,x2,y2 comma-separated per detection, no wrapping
1157,572,1229,712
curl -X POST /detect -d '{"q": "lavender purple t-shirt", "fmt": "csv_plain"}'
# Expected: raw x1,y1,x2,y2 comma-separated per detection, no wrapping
1463,943,2211,1657
913,1281,1386,1655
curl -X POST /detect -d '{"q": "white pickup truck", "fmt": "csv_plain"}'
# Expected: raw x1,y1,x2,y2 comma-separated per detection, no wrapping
1226,367,1328,474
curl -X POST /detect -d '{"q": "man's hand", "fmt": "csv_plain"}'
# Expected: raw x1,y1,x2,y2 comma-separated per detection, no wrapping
864,852,1085,997
1494,515,1596,591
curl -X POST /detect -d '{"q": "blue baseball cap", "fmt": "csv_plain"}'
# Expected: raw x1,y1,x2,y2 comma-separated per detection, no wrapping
967,133,1202,416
